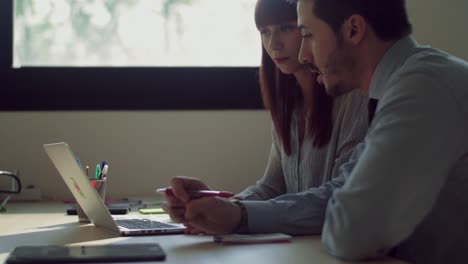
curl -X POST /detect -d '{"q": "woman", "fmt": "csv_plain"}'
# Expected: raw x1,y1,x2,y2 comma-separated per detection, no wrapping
234,0,368,200
161,0,368,235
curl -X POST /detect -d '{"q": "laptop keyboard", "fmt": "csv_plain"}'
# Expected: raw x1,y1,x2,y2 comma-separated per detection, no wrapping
115,219,176,230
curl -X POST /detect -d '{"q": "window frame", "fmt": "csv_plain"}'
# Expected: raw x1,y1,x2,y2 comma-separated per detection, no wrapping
1,0,263,111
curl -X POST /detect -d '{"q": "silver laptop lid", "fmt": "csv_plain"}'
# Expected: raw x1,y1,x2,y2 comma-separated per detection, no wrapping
43,142,120,234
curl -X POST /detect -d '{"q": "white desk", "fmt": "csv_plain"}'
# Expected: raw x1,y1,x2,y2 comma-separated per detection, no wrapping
0,202,408,264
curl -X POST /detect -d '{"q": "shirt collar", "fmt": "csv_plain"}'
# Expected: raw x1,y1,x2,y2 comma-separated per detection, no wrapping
369,35,419,99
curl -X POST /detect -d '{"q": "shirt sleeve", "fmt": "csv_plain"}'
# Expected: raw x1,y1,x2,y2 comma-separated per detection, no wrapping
322,74,465,260
241,143,365,235
235,127,286,200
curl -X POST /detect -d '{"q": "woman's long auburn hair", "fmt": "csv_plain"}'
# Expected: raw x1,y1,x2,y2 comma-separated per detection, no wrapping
255,0,333,155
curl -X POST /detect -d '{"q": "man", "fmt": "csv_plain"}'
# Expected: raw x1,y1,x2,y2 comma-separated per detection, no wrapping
291,0,468,262
163,0,468,262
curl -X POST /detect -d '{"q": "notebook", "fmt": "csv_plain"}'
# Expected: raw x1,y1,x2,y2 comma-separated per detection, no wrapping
43,142,185,236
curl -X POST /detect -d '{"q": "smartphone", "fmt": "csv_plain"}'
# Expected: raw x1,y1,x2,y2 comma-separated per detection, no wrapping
6,243,166,263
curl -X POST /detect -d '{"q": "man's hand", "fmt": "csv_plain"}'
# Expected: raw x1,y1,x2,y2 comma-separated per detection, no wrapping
161,176,241,235
161,176,211,223
183,197,241,235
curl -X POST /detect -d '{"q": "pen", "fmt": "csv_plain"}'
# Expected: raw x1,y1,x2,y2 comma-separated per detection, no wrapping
156,188,234,199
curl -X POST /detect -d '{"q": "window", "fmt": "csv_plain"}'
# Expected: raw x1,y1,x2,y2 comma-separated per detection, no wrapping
2,0,263,110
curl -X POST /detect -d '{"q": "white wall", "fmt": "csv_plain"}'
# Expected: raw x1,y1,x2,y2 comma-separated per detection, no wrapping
1,0,468,200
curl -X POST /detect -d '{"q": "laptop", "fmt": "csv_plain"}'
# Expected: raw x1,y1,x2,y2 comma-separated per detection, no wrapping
43,142,185,236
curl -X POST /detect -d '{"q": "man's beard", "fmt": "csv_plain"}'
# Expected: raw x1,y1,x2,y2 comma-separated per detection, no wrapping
322,44,357,97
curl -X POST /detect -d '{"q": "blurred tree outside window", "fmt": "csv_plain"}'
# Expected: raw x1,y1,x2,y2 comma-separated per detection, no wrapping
14,0,261,67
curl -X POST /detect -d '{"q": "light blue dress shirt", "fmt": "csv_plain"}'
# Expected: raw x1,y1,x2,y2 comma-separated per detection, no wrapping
242,36,468,264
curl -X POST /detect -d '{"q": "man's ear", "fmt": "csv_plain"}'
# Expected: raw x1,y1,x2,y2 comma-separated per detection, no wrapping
342,14,367,45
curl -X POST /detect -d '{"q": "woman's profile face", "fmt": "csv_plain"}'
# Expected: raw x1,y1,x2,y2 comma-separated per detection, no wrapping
260,20,303,75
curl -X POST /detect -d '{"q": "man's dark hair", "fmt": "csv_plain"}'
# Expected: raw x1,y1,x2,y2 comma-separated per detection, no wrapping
289,0,412,41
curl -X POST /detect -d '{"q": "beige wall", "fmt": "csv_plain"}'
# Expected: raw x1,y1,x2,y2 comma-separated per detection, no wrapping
407,0,468,60
1,0,468,200
0,111,271,200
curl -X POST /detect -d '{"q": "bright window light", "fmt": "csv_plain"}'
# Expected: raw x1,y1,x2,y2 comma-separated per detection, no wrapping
14,0,261,67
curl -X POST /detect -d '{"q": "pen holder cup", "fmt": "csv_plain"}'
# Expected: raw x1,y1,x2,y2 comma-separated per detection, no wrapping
76,178,107,223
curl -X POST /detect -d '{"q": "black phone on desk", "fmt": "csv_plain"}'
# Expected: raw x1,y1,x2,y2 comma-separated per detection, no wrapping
6,243,166,263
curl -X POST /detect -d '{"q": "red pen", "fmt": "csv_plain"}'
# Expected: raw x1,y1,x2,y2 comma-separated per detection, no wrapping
156,188,234,199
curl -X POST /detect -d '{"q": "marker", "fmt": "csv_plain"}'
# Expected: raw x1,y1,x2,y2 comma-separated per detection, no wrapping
101,164,109,178
100,160,107,171
95,164,101,179
156,188,234,199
